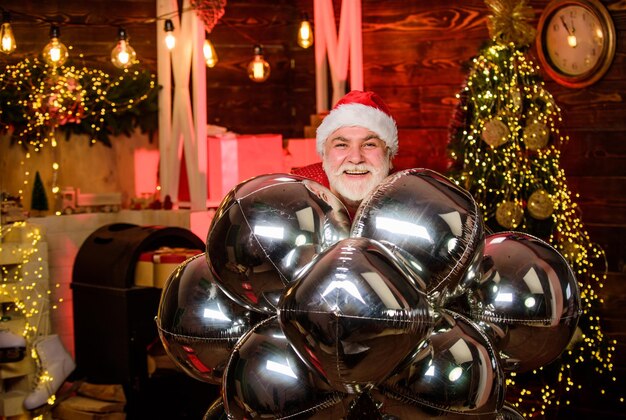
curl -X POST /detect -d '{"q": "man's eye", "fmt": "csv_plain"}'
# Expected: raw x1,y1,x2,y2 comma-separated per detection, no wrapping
363,142,379,148
334,143,347,148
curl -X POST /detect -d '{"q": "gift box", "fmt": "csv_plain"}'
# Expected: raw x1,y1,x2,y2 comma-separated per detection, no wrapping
179,134,285,206
153,248,203,288
133,252,155,287
134,248,203,288
284,138,319,173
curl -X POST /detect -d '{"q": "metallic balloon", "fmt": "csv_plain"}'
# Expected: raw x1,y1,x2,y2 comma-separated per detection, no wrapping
206,174,351,313
222,316,351,419
378,309,505,417
351,168,485,305
465,232,582,373
278,237,435,394
499,404,525,420
203,397,227,420
371,389,510,419
156,253,258,384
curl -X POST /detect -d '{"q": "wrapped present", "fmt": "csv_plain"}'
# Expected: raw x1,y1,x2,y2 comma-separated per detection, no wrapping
153,248,203,288
133,252,155,287
179,134,285,206
134,248,202,288
284,138,319,173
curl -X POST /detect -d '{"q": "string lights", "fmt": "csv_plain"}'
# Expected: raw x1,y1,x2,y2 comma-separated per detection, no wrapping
203,36,218,67
297,12,313,49
447,40,618,417
164,19,176,51
1,6,314,80
247,44,270,83
0,11,16,54
41,25,68,68
111,27,138,69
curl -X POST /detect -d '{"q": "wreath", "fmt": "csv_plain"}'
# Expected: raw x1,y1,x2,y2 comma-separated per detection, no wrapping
0,58,159,149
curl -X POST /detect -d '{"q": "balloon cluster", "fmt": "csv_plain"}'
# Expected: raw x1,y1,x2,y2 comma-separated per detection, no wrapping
156,169,581,419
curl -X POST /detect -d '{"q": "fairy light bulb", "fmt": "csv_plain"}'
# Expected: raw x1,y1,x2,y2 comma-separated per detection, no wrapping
297,13,313,49
164,19,175,50
247,44,270,83
203,37,218,68
1,12,16,54
42,25,68,67
111,27,137,69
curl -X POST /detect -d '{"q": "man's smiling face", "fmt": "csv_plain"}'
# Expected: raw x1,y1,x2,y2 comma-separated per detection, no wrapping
322,125,391,211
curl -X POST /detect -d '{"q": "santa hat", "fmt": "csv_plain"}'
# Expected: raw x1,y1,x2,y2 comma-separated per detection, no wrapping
316,90,398,157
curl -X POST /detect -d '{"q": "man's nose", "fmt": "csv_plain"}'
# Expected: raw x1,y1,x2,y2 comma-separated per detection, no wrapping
346,146,365,163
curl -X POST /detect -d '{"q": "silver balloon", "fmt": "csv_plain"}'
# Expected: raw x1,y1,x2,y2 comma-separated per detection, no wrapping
278,237,435,394
222,316,352,419
499,404,525,420
466,231,581,373
156,253,257,384
371,389,509,419
203,397,227,420
351,168,485,305
207,174,351,314
378,309,505,417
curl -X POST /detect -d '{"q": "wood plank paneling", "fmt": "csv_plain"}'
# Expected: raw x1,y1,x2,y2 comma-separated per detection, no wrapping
2,1,625,417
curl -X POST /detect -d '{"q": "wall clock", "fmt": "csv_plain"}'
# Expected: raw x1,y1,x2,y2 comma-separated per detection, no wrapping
536,0,616,88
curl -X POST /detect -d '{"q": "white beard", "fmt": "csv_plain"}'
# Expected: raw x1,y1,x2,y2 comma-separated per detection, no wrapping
323,159,390,204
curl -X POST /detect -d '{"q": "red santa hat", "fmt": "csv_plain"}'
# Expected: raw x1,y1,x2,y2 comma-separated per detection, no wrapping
316,90,398,157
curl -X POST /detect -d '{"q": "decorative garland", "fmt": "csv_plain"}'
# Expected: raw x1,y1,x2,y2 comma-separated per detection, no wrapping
0,58,159,149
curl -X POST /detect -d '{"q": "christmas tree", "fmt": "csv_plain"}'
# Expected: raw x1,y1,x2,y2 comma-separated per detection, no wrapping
30,171,49,214
447,0,618,416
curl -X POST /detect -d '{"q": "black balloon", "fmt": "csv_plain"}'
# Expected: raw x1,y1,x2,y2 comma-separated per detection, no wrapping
465,232,582,373
352,168,485,305
279,237,435,394
156,253,257,384
206,174,351,313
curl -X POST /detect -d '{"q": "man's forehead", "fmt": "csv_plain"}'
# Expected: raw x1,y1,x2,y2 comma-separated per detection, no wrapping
327,126,383,142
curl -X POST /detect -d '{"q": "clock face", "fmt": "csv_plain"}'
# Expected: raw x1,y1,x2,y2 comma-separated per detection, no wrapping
536,0,616,88
545,5,605,76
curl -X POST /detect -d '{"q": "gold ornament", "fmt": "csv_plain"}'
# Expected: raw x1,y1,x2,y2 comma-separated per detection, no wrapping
495,200,524,229
482,118,510,147
485,0,536,47
527,189,553,220
523,122,549,151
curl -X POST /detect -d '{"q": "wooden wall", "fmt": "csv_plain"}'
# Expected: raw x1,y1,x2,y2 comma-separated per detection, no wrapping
1,0,625,417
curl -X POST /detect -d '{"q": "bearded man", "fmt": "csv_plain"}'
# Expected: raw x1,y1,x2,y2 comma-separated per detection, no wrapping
295,90,398,217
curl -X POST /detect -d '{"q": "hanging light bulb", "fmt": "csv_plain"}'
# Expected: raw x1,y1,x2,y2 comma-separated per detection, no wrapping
203,37,218,68
164,19,175,50
247,44,270,83
111,27,137,69
42,25,68,67
1,11,16,54
297,13,313,49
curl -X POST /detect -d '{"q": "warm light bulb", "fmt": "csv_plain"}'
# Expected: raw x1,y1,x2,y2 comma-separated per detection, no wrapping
1,12,16,54
203,38,218,68
164,19,175,50
111,27,137,69
42,25,68,67
297,13,313,49
247,45,270,83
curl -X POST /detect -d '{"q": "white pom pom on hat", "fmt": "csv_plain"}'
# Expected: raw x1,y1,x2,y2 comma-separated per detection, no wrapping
316,90,398,157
